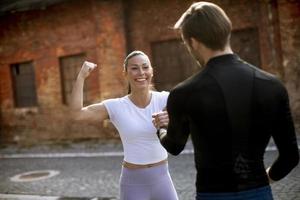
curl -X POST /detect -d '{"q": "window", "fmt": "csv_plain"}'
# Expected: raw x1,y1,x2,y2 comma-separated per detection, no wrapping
10,62,38,107
151,39,199,91
59,53,88,105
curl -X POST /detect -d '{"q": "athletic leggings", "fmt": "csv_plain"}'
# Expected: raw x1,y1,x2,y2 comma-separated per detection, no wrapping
119,163,178,200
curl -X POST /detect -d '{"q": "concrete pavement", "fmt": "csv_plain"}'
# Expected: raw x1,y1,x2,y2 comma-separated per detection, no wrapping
0,138,299,200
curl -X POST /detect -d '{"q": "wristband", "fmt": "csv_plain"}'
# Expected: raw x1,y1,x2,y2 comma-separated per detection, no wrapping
158,128,167,139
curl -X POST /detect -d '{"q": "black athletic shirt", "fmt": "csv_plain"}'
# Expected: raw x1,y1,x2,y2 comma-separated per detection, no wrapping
160,54,299,192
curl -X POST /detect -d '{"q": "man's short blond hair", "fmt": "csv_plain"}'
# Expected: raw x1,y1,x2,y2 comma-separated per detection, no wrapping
174,2,232,50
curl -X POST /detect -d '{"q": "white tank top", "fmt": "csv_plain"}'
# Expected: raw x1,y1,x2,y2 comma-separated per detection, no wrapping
103,91,169,164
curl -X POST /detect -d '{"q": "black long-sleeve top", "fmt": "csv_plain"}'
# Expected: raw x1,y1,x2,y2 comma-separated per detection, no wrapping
161,54,299,192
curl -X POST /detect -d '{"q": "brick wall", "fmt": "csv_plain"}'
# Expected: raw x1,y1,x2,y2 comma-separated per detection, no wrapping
0,0,299,145
125,0,300,134
0,0,126,145
125,1,260,59
277,0,300,133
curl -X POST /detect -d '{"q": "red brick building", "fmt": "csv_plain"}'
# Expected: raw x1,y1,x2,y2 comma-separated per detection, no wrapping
0,0,299,145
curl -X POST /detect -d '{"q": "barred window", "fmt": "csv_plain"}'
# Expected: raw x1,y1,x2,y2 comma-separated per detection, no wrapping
11,62,38,108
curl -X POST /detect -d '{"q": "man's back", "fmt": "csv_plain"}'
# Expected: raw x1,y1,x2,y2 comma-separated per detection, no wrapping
164,54,299,192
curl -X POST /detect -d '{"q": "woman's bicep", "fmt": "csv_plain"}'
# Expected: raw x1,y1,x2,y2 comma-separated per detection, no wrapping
78,103,109,122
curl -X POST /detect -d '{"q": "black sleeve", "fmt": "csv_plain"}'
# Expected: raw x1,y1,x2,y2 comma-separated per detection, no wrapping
268,85,299,181
159,88,190,155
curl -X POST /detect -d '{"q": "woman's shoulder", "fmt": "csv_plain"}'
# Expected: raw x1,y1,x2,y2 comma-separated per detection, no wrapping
102,96,128,106
152,90,169,96
152,90,169,100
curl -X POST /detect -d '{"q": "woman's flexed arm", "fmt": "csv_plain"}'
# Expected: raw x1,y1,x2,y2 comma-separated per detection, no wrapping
69,61,109,122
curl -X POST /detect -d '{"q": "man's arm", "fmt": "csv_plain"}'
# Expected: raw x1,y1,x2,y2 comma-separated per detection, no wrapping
267,85,299,181
158,88,190,155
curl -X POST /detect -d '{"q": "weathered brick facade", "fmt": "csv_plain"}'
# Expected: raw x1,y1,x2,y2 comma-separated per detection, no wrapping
0,0,127,145
277,0,300,132
0,0,299,145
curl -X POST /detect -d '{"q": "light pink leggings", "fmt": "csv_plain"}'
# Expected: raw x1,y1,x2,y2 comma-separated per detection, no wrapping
119,163,178,200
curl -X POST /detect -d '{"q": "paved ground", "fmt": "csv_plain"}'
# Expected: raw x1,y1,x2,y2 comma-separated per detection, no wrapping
0,139,299,200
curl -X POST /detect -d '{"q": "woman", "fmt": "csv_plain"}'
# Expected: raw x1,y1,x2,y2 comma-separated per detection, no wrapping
70,51,178,200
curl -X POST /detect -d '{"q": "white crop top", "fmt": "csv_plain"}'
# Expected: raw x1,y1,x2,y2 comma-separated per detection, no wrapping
103,91,169,164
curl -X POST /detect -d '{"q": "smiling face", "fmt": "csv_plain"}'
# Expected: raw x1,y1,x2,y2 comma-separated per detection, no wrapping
124,54,153,93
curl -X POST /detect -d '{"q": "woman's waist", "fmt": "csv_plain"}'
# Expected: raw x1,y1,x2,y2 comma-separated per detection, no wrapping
120,159,170,185
123,158,168,169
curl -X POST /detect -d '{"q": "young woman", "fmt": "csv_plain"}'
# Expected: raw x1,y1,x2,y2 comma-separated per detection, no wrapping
70,51,178,200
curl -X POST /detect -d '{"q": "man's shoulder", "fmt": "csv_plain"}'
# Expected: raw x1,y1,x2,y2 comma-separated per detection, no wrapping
253,68,277,81
175,69,209,88
243,63,287,95
240,60,277,81
252,67,284,90
171,75,196,94
169,78,191,97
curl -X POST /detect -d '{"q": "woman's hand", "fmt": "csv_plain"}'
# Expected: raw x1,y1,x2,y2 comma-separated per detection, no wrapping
152,110,169,129
78,61,97,79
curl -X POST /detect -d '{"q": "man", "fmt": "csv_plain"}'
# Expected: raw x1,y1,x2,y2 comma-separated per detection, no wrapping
154,2,299,200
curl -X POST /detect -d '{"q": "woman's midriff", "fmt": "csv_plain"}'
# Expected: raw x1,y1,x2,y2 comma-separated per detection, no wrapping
122,159,168,169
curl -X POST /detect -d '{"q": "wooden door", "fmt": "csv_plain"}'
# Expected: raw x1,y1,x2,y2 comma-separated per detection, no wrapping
151,39,199,91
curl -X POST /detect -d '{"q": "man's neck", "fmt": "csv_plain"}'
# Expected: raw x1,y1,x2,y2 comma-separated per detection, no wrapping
203,46,233,65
